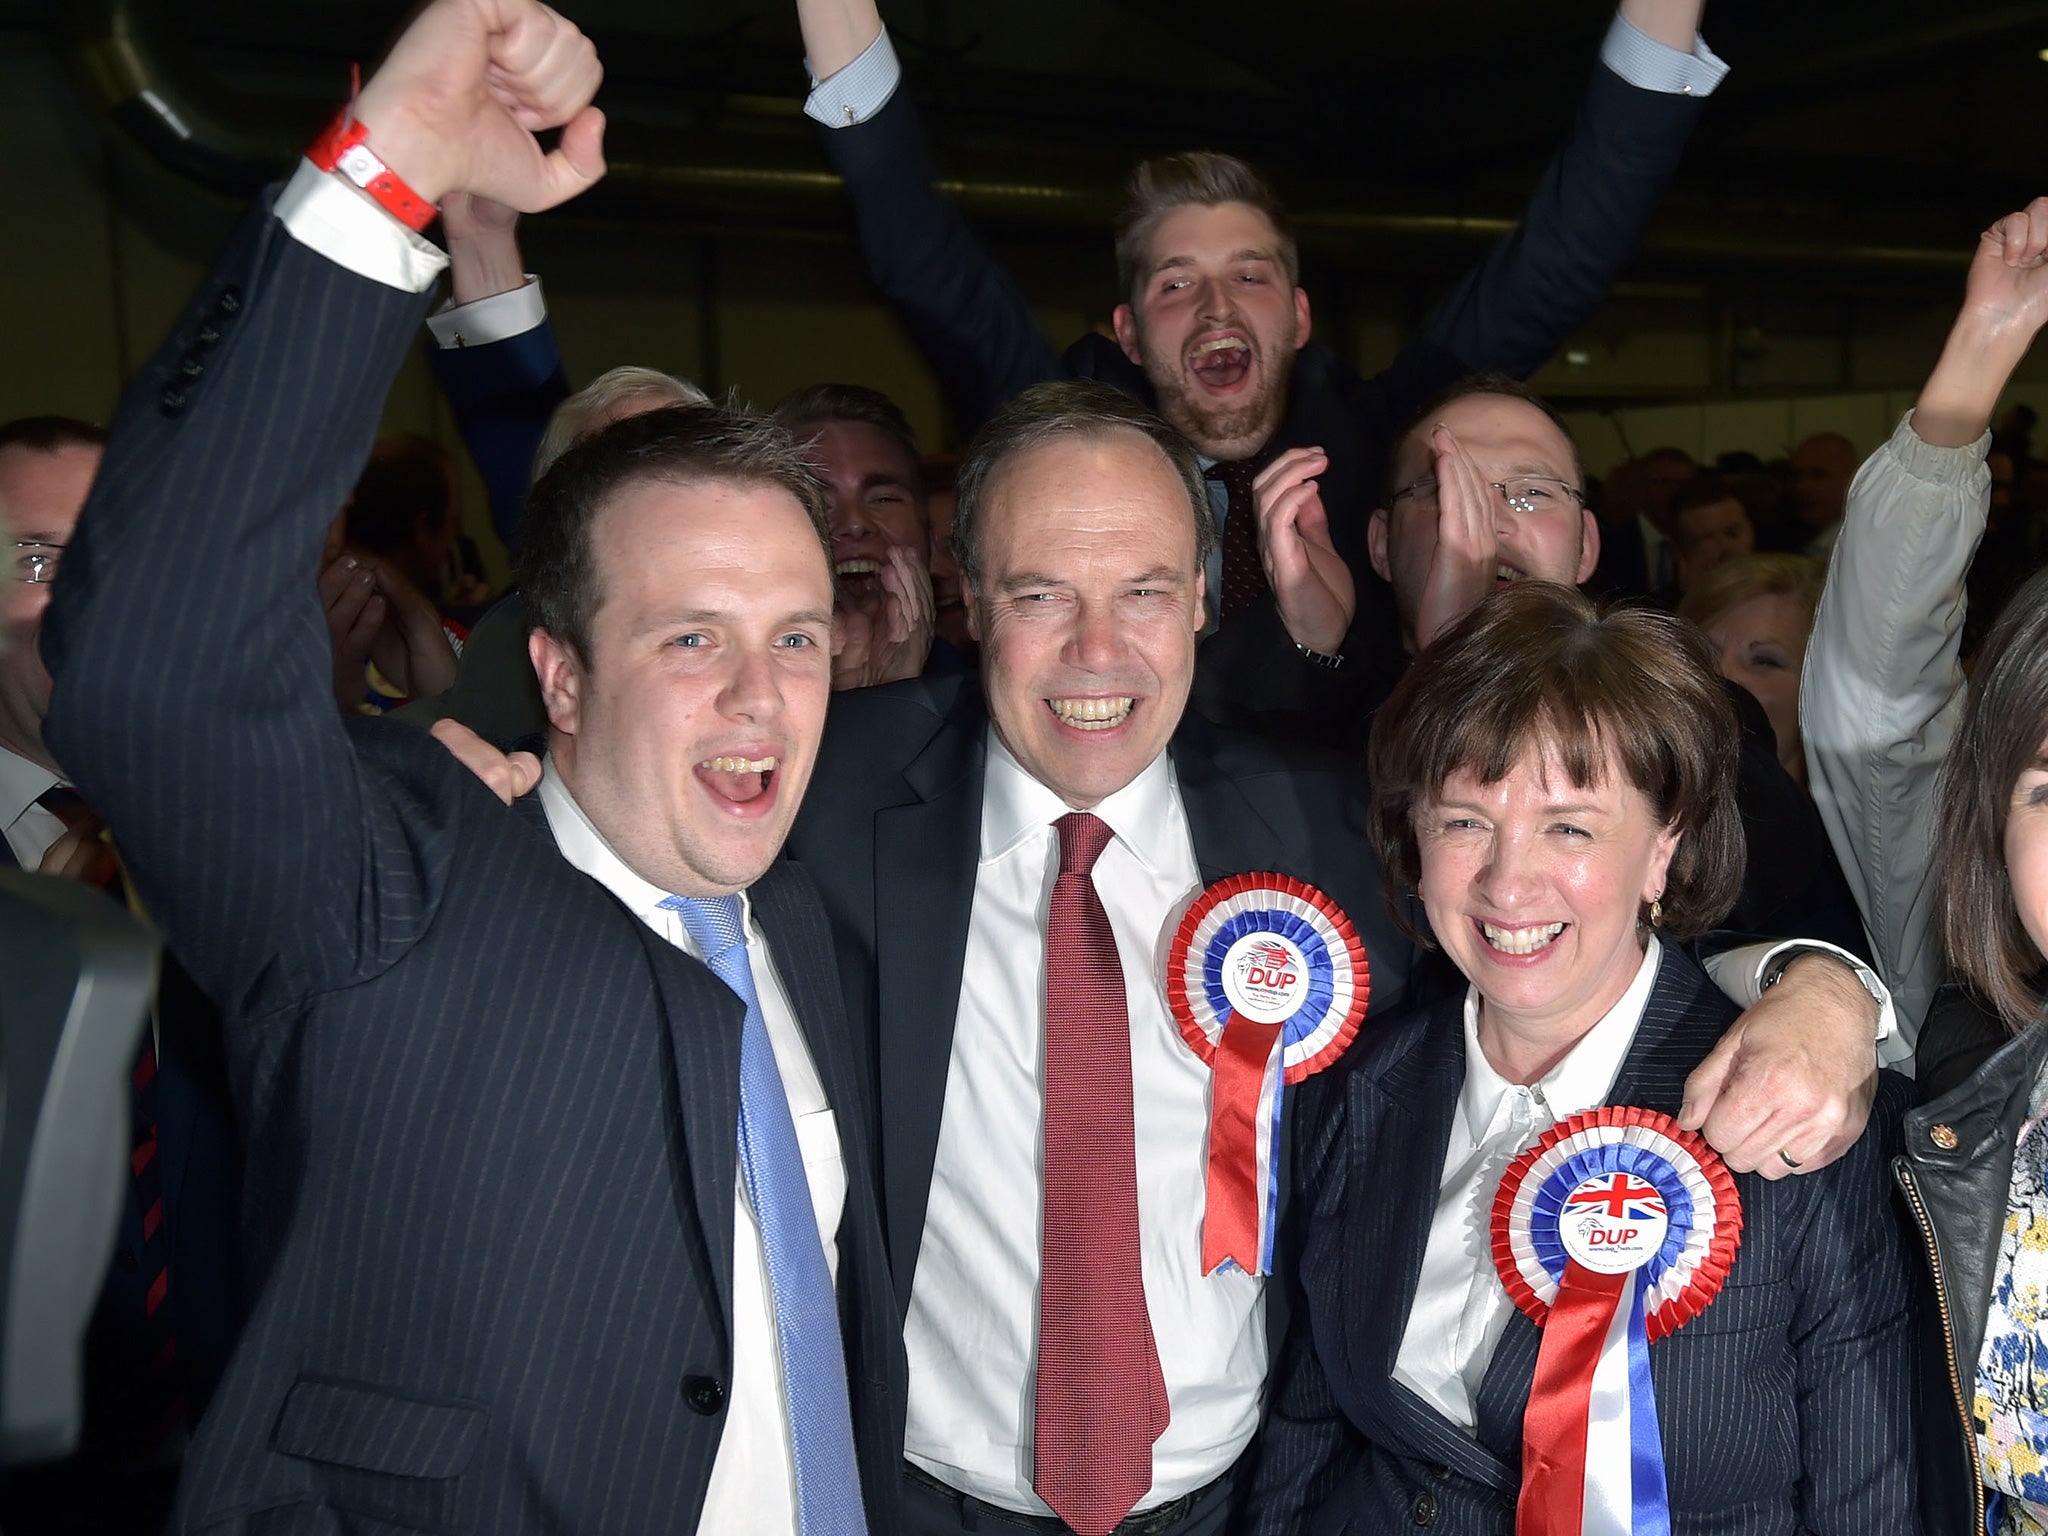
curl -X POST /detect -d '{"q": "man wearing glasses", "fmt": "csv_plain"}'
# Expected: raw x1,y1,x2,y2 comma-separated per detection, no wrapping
0,414,101,871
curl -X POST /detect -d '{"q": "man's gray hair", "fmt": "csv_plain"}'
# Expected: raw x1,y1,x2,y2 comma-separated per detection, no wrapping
532,366,710,483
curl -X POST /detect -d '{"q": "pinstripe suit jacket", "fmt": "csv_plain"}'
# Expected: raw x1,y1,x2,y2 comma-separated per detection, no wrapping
1243,946,1920,1535
41,199,906,1533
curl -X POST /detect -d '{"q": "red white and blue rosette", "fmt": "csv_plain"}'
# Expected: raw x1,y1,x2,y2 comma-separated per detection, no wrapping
1164,873,1368,1276
1490,1106,1742,1536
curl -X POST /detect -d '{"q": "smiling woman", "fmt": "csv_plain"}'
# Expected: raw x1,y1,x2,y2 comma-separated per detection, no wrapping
1241,581,1919,1534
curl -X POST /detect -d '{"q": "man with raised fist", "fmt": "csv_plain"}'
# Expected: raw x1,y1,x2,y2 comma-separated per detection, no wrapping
39,3,901,1531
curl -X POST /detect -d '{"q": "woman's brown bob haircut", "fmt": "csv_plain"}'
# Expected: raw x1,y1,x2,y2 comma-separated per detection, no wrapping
1937,565,2048,1032
1368,582,1745,944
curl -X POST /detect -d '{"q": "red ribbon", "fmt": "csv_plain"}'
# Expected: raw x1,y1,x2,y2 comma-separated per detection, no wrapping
1517,1262,1625,1536
1200,1010,1283,1275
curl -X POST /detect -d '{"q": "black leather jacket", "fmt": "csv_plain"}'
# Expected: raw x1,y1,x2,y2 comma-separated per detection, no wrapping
1896,986,2048,1536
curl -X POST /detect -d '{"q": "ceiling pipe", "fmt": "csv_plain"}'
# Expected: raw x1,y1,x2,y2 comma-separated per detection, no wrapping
59,0,1972,277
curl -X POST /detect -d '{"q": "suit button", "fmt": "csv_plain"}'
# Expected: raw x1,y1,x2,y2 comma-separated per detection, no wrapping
194,323,222,348
1410,1491,1438,1526
159,387,187,415
1930,1124,1959,1151
180,355,205,378
682,1375,725,1415
215,285,242,316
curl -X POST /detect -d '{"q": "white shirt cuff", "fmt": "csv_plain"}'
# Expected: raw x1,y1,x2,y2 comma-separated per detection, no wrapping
803,27,902,127
1703,939,1902,1063
427,276,548,349
1601,13,1730,96
275,158,448,294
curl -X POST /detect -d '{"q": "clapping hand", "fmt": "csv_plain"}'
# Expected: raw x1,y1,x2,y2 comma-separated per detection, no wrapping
833,542,936,691
1413,425,1500,650
1252,447,1354,656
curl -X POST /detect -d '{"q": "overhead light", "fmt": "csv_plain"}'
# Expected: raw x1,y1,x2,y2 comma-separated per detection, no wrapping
2038,46,2048,61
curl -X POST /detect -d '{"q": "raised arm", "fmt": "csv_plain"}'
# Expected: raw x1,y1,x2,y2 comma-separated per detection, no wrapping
426,195,571,549
1802,199,2048,1047
40,0,603,1010
797,0,1063,432
1412,0,1720,384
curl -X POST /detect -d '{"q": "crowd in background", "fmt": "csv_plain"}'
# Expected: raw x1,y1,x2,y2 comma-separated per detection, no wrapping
6,0,2048,1533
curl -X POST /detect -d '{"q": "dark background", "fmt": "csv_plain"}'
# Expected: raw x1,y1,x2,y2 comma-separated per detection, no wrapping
5,0,2043,579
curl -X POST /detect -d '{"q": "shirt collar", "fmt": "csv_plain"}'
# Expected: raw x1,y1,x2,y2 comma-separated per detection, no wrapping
1457,934,1665,1143
537,756,750,946
0,745,59,833
979,728,1183,876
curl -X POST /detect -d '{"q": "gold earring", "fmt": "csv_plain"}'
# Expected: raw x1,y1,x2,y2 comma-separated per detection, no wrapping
1649,897,1664,928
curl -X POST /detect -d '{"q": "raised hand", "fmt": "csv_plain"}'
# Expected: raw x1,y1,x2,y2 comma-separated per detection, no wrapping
442,192,528,304
1413,425,1500,649
1961,197,2048,336
833,541,935,691
1915,197,2048,448
352,0,606,214
1252,447,1354,656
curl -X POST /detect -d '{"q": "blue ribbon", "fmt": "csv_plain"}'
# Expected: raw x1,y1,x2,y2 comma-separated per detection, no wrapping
1198,909,1336,1045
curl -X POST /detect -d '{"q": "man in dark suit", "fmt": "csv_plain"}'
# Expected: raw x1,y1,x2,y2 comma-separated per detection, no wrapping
778,379,1893,1536
41,4,902,1532
794,0,1728,721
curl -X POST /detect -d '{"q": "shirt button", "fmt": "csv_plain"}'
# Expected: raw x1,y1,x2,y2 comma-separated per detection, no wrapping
1411,1490,1439,1526
681,1375,725,1415
1930,1124,1960,1152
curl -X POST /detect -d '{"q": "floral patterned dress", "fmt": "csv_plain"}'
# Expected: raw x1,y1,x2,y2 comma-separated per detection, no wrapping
1977,1058,2048,1535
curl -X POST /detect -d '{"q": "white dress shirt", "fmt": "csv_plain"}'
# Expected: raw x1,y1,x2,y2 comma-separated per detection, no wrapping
538,761,845,1536
903,735,1265,1514
1392,937,1664,1431
0,744,62,870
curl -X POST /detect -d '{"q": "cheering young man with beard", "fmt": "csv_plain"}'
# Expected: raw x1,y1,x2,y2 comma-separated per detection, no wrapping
795,0,1725,726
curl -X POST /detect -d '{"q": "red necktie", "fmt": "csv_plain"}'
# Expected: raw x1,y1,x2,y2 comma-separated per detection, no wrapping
1033,812,1170,1535
1205,458,1268,621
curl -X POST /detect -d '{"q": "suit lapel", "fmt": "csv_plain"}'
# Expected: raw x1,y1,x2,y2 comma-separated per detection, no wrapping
872,690,986,1310
514,783,744,1334
1170,726,1284,887
1354,1009,1520,1490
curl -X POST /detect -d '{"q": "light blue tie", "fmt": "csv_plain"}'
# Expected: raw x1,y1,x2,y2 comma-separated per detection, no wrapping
661,894,867,1536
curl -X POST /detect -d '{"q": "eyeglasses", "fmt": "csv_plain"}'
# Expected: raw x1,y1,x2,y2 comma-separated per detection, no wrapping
1390,475,1588,517
12,542,62,585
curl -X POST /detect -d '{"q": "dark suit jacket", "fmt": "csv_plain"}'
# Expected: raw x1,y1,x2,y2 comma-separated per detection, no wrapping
43,198,905,1535
427,318,570,550
1244,946,1919,1535
785,673,1414,1319
816,61,1708,733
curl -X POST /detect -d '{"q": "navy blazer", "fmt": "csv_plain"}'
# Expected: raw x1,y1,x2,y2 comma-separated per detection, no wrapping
427,318,570,550
43,198,905,1534
1244,945,1919,1536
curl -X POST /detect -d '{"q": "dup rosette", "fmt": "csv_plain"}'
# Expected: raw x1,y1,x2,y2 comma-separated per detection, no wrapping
1489,1106,1743,1536
1164,873,1368,1275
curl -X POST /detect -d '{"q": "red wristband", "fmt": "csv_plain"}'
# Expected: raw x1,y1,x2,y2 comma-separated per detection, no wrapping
306,85,437,233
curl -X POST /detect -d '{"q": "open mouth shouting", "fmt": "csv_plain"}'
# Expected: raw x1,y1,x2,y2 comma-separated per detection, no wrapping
1187,332,1253,395
834,556,884,606
1476,918,1566,958
1048,695,1136,732
694,751,782,817
1495,561,1527,584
